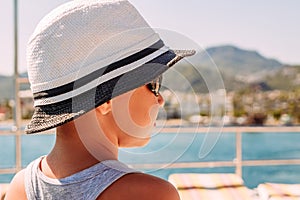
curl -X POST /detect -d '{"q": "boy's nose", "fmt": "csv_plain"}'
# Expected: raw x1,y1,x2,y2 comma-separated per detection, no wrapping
157,93,165,107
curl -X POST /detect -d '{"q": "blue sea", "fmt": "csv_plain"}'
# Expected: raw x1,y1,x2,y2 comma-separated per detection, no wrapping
1,128,300,189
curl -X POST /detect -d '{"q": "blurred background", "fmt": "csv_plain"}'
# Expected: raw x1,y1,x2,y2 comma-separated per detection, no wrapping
0,0,299,190
0,0,299,126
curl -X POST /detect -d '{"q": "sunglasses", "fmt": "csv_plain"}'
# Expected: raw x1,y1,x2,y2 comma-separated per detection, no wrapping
146,76,162,97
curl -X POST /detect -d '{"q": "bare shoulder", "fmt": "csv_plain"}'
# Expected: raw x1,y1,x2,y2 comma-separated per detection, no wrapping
4,169,27,200
98,173,180,200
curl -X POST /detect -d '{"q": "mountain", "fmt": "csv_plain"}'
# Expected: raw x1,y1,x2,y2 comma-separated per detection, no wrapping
164,45,285,92
265,65,300,91
204,45,283,75
0,72,29,101
0,75,14,100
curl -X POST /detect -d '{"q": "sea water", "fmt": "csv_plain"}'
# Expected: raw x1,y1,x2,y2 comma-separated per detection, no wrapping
0,130,300,188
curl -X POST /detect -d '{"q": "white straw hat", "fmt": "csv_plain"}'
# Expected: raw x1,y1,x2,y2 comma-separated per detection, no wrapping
25,0,195,134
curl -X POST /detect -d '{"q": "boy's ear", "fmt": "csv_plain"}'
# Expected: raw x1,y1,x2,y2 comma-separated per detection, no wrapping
97,100,112,115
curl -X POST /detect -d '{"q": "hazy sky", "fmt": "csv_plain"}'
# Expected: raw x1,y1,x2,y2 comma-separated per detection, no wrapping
1,0,299,76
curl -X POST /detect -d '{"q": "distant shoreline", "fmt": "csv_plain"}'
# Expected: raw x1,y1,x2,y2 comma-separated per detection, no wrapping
0,119,299,135
0,119,299,127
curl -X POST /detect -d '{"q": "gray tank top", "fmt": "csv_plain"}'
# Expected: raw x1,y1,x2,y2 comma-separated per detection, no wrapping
24,157,138,200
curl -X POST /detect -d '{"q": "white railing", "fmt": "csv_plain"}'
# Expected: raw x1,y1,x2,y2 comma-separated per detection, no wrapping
1,126,300,177
129,126,300,177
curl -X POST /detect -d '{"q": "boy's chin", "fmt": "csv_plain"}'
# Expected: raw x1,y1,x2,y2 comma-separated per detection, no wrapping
122,136,151,148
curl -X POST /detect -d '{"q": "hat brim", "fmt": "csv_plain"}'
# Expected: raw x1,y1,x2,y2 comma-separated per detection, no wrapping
25,49,195,134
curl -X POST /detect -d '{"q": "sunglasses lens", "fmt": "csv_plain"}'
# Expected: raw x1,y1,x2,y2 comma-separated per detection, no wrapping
147,76,162,96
